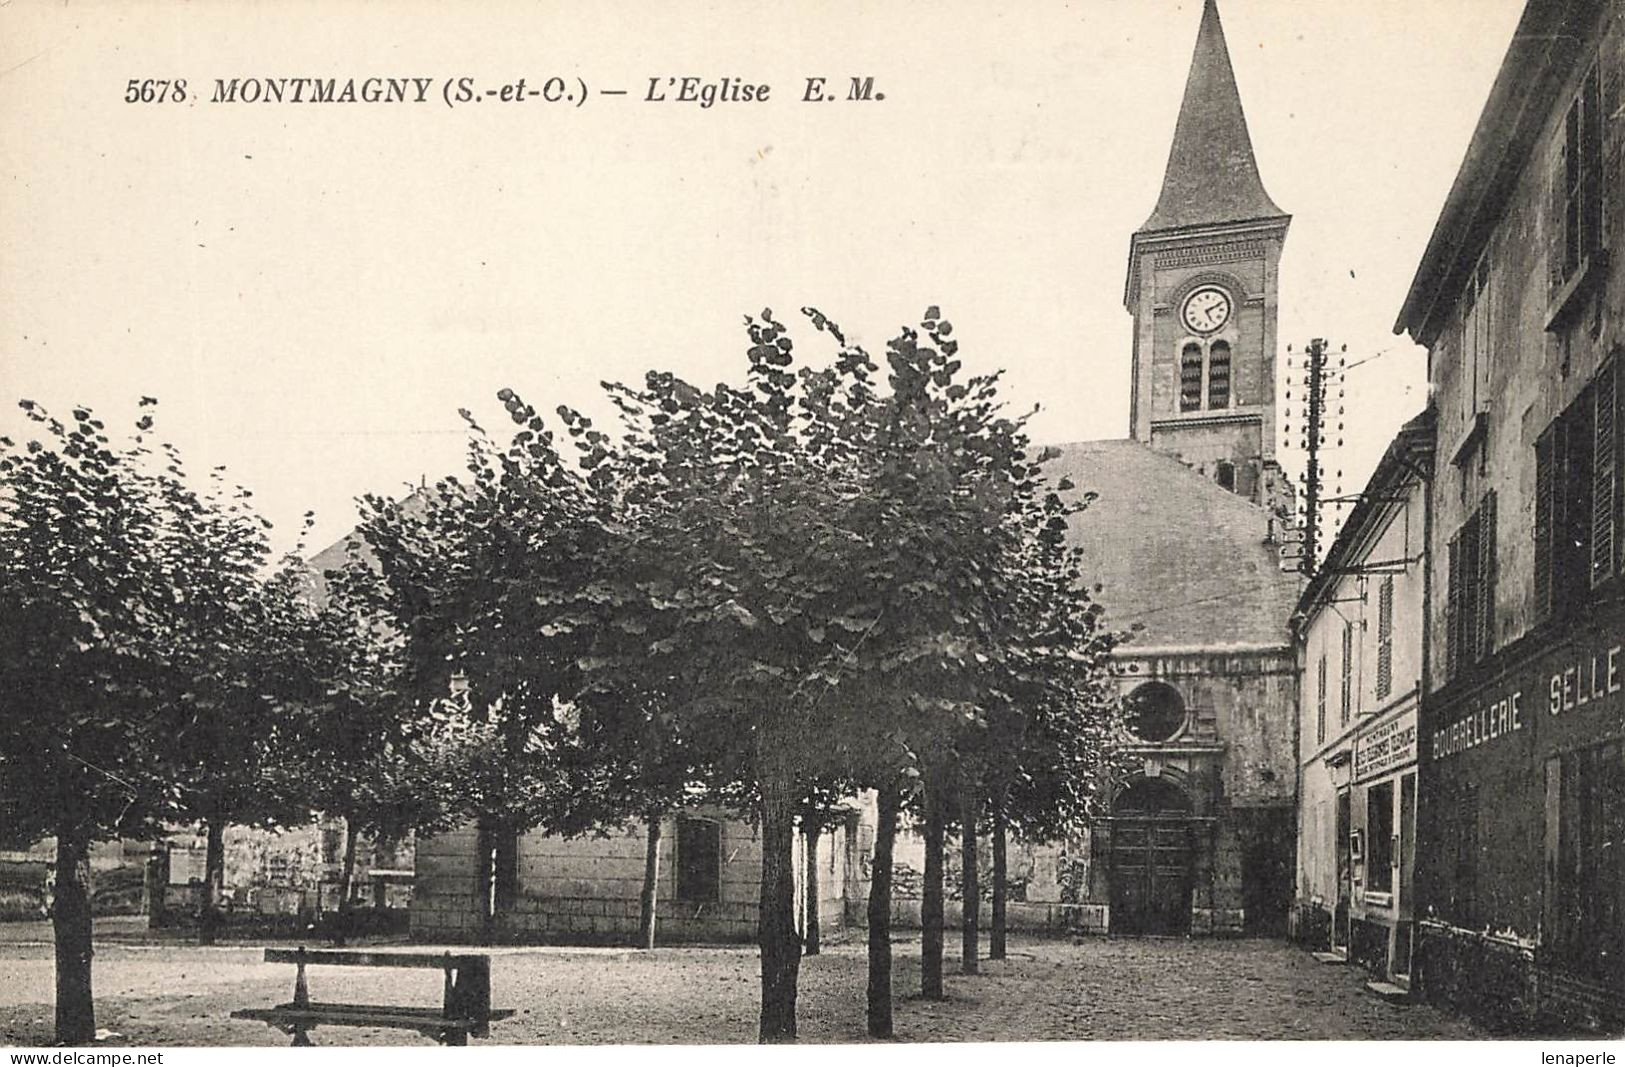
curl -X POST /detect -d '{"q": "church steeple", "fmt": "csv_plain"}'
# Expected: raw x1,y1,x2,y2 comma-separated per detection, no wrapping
1121,0,1290,508
1138,0,1285,234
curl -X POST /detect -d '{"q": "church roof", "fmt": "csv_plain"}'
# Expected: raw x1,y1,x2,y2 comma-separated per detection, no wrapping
1137,0,1287,235
1046,438,1301,650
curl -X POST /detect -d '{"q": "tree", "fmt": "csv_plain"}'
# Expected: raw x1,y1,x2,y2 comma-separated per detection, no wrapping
148,465,323,945
342,303,1121,1042
589,306,1120,1037
330,394,660,944
795,777,856,957
0,400,289,1042
972,477,1128,960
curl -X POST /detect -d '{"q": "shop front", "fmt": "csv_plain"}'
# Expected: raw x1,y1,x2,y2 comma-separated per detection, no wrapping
1416,606,1625,1029
1348,702,1418,984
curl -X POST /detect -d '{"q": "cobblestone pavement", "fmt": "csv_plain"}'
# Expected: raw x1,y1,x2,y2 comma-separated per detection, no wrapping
0,925,1481,1045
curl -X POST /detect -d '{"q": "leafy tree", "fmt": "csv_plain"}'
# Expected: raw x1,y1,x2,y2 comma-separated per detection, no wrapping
148,463,323,944
329,396,638,943
0,401,306,1042
585,306,1121,1038
969,477,1129,960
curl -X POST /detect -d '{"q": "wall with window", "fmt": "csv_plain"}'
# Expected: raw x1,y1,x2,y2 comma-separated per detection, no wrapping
1425,13,1625,692
1293,433,1428,958
1298,480,1427,763
412,809,865,944
1408,3,1625,1027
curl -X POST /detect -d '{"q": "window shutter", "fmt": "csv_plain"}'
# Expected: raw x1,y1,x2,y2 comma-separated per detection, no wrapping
1316,652,1328,744
1567,389,1596,609
1580,67,1603,259
1376,576,1395,700
1536,428,1556,618
1602,31,1622,253
1180,345,1204,412
1340,621,1353,725
1446,535,1462,679
1594,362,1617,585
1477,491,1497,662
1549,131,1571,296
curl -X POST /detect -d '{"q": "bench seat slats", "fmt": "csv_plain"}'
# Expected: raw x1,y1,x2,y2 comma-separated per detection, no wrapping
232,1007,477,1033
247,1001,515,1022
262,949,486,969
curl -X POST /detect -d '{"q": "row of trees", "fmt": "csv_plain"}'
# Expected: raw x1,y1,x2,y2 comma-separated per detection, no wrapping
0,306,1126,1046
337,307,1127,1040
0,399,482,1044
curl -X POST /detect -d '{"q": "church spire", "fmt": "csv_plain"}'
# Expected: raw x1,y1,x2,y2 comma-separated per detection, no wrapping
1138,0,1285,233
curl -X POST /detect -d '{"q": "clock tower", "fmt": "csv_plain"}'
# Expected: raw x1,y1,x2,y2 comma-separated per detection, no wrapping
1124,0,1290,505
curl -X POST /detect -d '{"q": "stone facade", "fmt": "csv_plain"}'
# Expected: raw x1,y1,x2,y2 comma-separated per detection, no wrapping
1080,648,1296,937
411,809,863,946
1028,0,1303,939
1394,0,1624,1030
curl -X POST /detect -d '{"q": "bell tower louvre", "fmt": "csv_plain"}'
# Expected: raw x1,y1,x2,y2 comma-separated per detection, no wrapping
1124,0,1291,506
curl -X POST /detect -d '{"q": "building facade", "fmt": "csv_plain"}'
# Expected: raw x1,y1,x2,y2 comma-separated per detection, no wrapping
1292,411,1432,987
1394,0,1624,1029
411,808,864,945
1038,0,1303,938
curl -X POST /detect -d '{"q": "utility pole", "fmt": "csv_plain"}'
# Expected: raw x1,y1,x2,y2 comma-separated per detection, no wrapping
1283,338,1346,575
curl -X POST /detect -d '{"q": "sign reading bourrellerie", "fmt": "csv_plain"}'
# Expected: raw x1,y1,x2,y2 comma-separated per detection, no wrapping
1430,635,1624,762
1354,707,1417,782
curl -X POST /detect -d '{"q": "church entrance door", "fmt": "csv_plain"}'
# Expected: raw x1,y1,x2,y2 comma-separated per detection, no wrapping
1108,777,1194,936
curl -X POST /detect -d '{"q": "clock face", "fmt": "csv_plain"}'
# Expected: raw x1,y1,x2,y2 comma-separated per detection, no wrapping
1182,286,1232,333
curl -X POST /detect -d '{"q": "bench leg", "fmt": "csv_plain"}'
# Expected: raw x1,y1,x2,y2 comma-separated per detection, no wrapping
290,1027,314,1047
442,1029,468,1047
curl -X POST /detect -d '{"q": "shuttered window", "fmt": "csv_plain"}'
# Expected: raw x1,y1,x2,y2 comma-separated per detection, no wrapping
1446,535,1462,680
1536,427,1557,618
1550,65,1604,298
1180,344,1203,411
1208,342,1232,409
1376,576,1394,701
1340,621,1353,725
1475,490,1497,662
1445,493,1496,680
1534,365,1622,621
1316,652,1327,745
1594,361,1617,585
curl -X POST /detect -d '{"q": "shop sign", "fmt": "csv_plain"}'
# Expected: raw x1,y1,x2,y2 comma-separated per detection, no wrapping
1355,707,1417,781
1431,632,1625,762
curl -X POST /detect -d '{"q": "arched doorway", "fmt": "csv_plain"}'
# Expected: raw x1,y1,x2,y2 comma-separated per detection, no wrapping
1109,776,1195,936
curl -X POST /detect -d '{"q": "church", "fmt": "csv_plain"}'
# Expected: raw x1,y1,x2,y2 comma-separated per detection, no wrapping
1044,0,1303,937
410,0,1307,945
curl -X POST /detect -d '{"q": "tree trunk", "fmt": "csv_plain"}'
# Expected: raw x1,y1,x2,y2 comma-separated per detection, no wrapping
335,820,359,947
920,769,945,999
145,844,169,930
867,784,899,1038
960,786,979,975
638,809,662,950
475,817,496,947
803,822,822,956
990,804,1008,961
53,821,95,1046
757,759,801,1043
199,816,225,946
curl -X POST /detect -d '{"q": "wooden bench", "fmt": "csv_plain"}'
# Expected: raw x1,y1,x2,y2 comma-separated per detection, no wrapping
232,947,514,1046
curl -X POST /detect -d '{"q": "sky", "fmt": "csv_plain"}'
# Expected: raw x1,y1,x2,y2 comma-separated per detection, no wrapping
1,0,1526,558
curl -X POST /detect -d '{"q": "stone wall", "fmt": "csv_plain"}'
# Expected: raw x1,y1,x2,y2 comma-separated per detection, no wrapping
413,811,860,946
